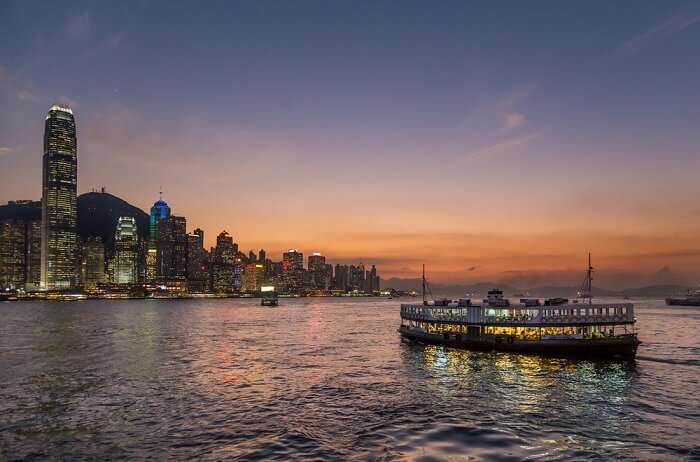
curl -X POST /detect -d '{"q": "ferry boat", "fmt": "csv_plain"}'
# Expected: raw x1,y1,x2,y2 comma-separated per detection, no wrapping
399,258,640,359
665,289,700,307
261,286,279,307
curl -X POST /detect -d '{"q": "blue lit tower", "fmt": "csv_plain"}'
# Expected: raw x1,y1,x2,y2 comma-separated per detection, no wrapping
145,193,170,283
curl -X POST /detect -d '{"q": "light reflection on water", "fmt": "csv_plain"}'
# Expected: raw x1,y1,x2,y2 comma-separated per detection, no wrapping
0,298,698,460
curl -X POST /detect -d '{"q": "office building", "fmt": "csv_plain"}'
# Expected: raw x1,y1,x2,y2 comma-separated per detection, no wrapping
282,249,304,294
81,236,105,291
41,104,78,290
113,217,139,284
186,228,209,292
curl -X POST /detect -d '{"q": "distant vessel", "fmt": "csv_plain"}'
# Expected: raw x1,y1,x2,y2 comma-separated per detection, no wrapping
261,286,278,306
665,289,700,307
399,259,640,359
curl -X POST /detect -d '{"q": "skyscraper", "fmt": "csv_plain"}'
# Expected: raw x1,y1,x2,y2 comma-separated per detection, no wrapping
146,196,171,284
186,228,209,292
242,263,265,292
211,231,236,293
156,216,187,279
41,104,78,290
308,252,331,290
81,236,105,291
113,217,139,285
0,219,26,289
282,249,304,294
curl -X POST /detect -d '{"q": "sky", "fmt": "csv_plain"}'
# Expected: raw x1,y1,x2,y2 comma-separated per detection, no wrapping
1,1,699,288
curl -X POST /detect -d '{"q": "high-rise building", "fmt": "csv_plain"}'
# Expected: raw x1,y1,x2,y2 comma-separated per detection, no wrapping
156,216,187,280
211,231,236,293
308,252,331,290
242,262,265,292
113,217,139,285
0,218,41,290
282,249,304,294
258,249,266,263
186,228,209,292
349,264,365,291
81,236,105,291
146,197,171,284
41,104,78,290
333,264,349,291
0,219,27,289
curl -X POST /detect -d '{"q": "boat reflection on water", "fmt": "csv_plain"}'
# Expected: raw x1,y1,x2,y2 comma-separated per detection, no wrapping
399,341,638,458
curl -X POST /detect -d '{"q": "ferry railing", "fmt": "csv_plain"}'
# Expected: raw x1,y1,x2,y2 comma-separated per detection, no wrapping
400,303,634,325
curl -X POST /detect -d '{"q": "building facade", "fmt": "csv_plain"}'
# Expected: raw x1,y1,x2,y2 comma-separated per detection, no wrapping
210,231,236,293
186,228,209,292
113,217,139,285
156,216,187,283
81,236,105,291
146,198,171,284
41,104,78,290
282,249,304,294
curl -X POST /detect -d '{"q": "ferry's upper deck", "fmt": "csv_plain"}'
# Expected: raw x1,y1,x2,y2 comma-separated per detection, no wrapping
400,301,635,327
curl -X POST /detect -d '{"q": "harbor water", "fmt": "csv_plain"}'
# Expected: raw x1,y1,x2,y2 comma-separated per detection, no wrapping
0,298,698,460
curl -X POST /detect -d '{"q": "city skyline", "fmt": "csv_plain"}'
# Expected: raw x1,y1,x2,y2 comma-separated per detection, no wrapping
2,2,700,287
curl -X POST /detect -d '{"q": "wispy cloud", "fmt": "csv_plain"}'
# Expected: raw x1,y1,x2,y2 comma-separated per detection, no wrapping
502,112,525,130
0,147,13,155
616,9,700,56
461,132,539,164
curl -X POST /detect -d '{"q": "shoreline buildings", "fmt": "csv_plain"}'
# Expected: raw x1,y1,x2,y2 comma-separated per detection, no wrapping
0,103,382,297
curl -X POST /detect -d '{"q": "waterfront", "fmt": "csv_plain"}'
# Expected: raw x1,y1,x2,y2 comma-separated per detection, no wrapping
0,298,698,460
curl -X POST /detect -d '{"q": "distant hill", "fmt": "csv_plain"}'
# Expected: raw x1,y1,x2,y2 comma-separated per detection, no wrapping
621,285,690,297
0,192,149,248
382,278,692,298
77,192,149,247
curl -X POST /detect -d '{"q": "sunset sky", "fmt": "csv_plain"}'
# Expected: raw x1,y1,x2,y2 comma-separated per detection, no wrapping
1,1,699,288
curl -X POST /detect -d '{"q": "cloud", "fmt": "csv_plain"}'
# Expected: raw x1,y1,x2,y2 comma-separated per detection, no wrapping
0,147,13,155
462,83,538,132
466,266,478,272
65,12,92,39
461,132,539,164
616,9,700,56
503,112,525,130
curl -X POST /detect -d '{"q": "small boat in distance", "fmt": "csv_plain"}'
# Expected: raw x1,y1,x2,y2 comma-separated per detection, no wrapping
261,286,279,307
399,257,640,359
666,289,700,307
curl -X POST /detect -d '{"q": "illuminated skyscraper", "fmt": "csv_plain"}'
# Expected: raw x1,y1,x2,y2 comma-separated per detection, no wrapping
81,236,105,291
282,249,304,294
211,231,236,293
41,104,78,290
156,216,187,280
146,196,171,283
186,228,209,292
242,263,265,292
113,217,138,284
308,252,331,290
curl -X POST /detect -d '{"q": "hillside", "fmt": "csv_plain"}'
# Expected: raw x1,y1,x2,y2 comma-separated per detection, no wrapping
0,192,149,247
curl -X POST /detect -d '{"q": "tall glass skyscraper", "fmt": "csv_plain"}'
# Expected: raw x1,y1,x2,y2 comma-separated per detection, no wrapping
41,104,78,290
145,197,170,284
113,217,138,285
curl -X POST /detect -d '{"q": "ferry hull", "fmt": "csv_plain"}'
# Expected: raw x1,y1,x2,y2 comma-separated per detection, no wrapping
399,326,639,359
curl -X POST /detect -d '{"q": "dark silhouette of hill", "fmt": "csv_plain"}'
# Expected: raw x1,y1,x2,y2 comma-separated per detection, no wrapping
383,278,690,298
0,200,41,221
0,192,149,248
77,192,149,246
